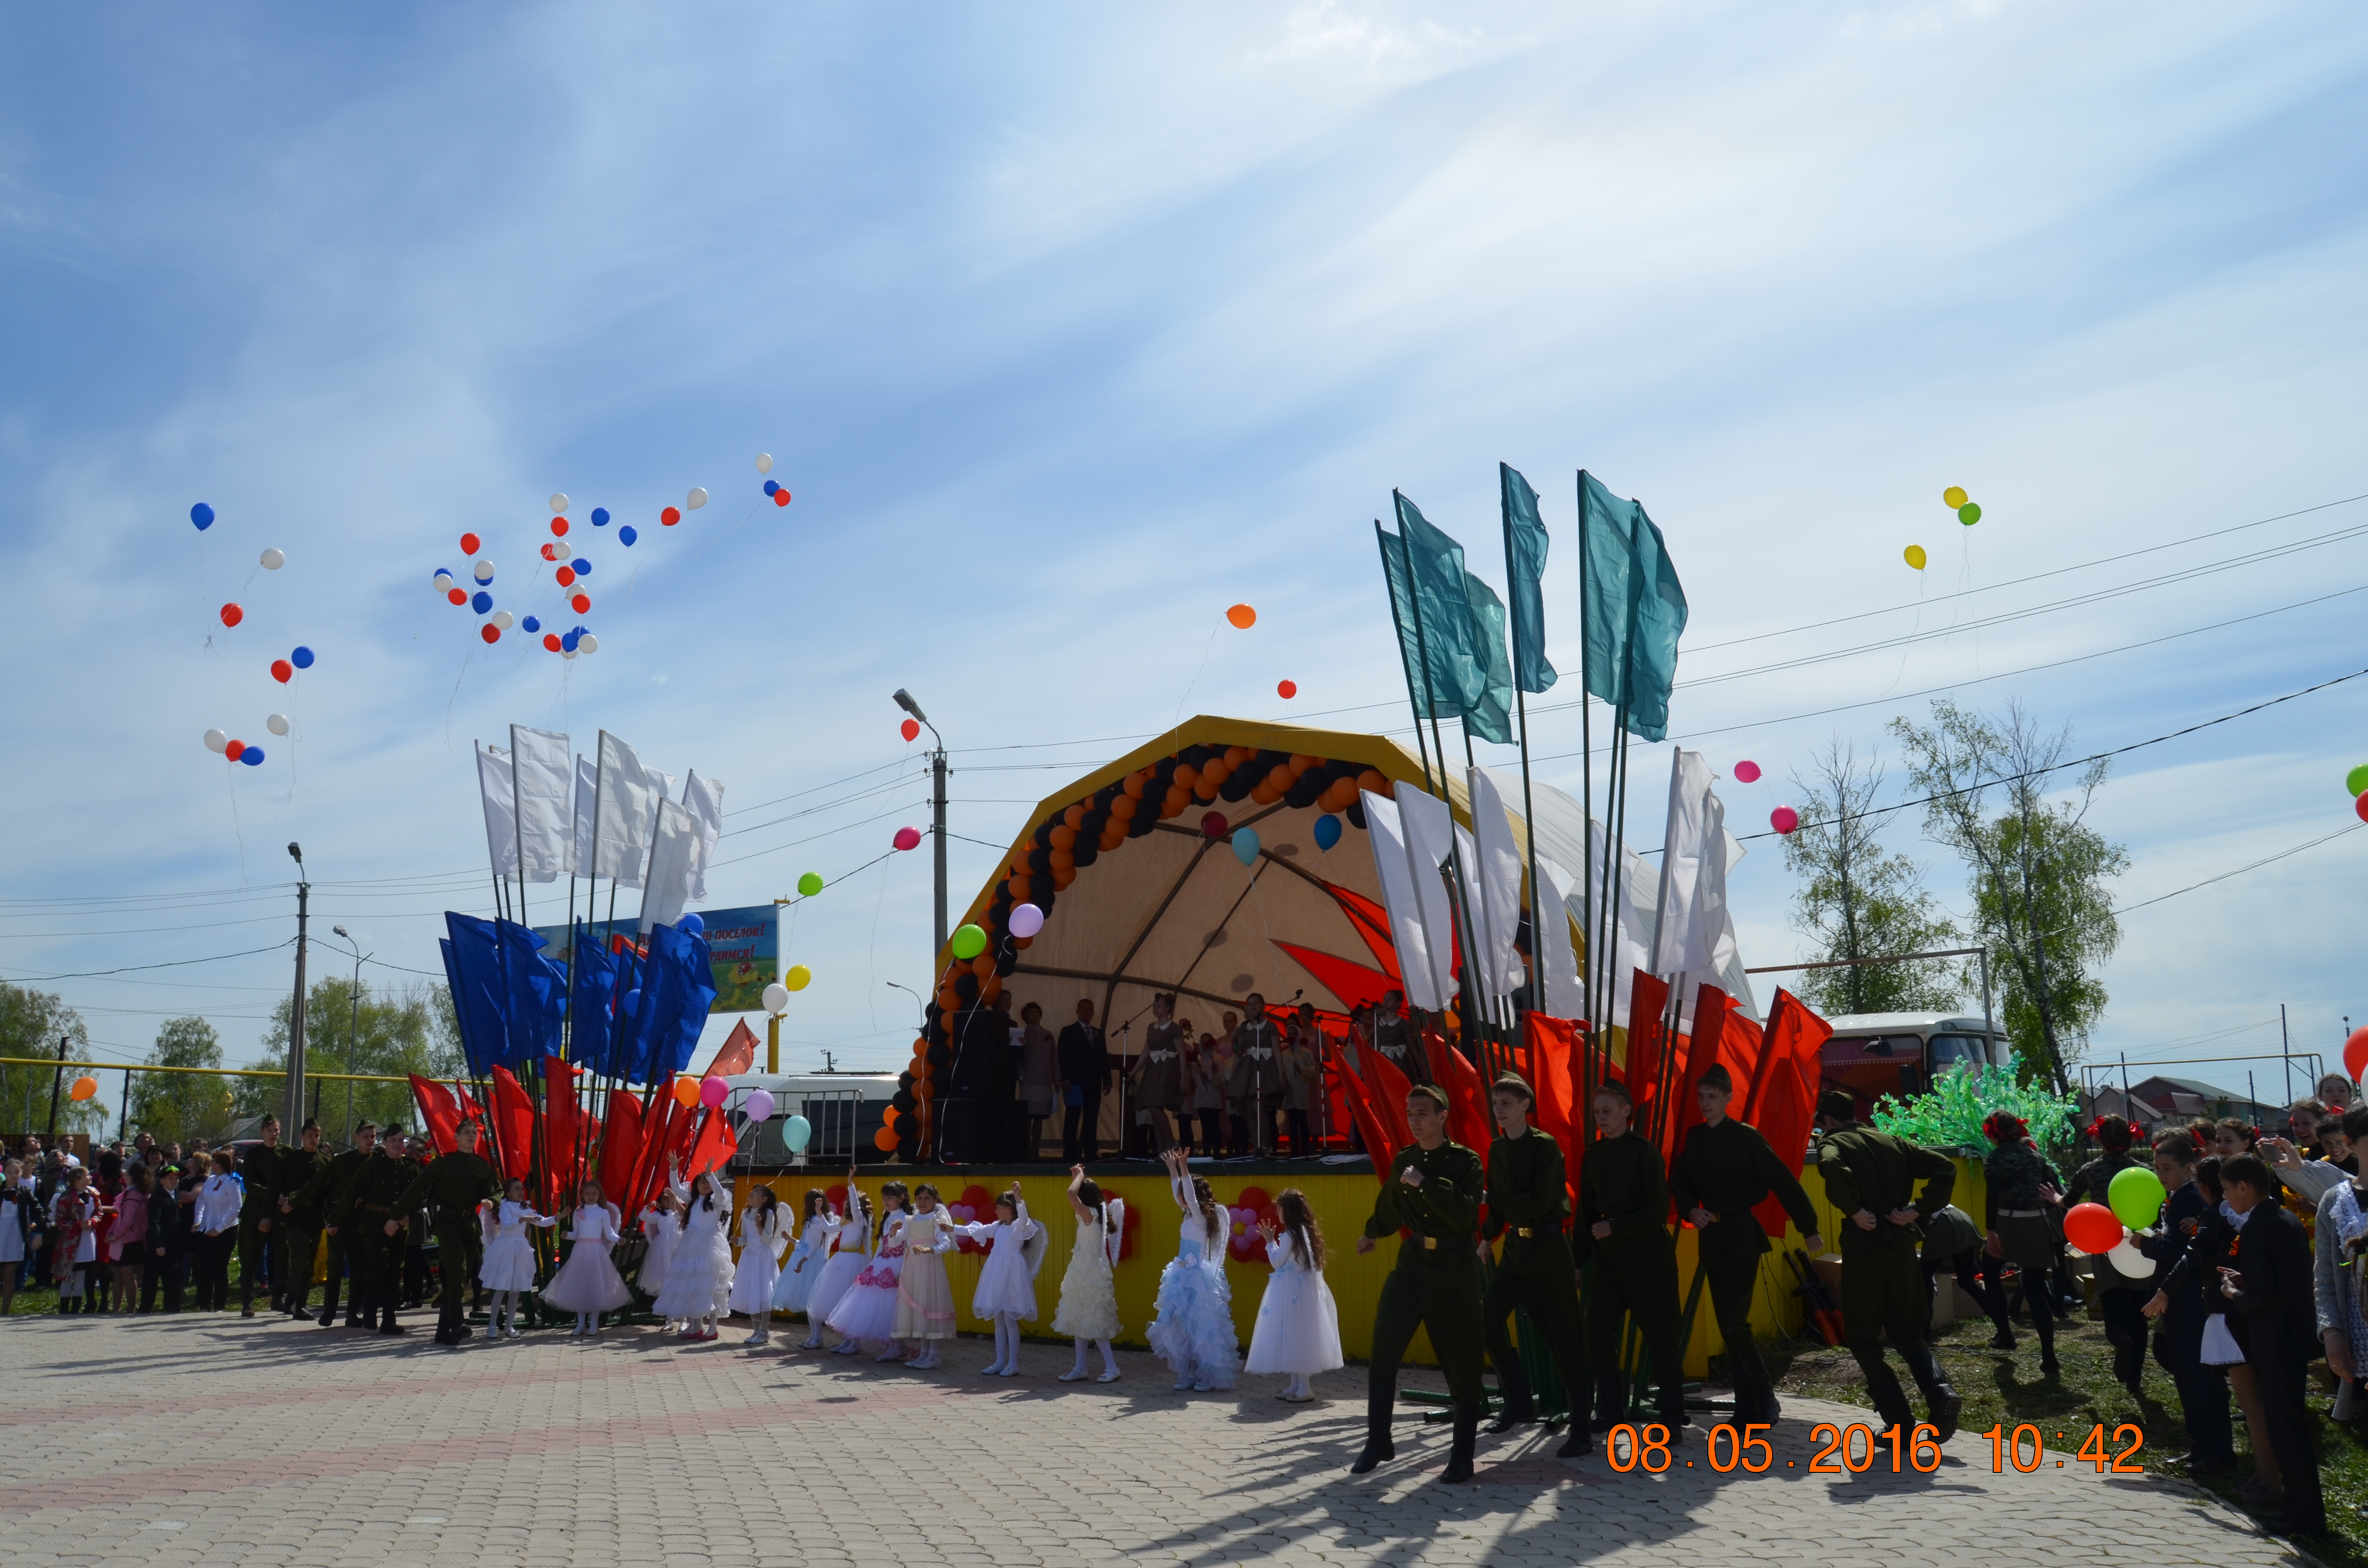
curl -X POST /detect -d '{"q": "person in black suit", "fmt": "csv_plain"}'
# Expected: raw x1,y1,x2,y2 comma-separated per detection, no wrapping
2216,1153,2323,1538
2138,1131,2233,1473
1056,999,1111,1163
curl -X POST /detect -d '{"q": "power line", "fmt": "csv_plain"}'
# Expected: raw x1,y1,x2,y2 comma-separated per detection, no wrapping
0,941,297,983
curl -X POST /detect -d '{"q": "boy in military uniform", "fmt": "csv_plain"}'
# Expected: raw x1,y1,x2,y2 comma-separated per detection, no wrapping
235,1115,285,1318
284,1122,375,1328
393,1120,502,1346
1671,1064,1823,1425
1812,1089,1962,1439
1479,1073,1592,1456
351,1127,416,1333
274,1120,327,1319
1352,1084,1486,1484
1580,1082,1685,1432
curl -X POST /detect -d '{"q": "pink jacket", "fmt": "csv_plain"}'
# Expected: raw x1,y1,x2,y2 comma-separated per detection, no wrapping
107,1189,148,1262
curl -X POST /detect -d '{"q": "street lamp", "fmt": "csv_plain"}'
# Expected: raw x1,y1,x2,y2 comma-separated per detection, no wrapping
884,980,927,1028
285,843,310,1133
330,927,370,1144
891,690,949,968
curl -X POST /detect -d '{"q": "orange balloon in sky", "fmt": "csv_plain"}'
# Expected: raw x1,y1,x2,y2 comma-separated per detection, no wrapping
1226,603,1257,629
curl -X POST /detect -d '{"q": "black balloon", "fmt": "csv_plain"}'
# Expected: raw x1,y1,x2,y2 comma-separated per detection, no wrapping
1219,769,1255,803
1285,772,1326,809
1345,798,1367,830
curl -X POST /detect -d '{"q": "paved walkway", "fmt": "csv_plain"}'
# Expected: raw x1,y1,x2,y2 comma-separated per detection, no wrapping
0,1312,2311,1568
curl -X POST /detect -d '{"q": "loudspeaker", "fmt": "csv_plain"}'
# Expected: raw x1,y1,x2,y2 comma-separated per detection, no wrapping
935,1097,1028,1163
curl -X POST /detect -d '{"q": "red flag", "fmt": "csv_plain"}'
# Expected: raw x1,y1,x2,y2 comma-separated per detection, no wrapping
598,1090,644,1206
707,1019,760,1078
408,1075,461,1155
1623,970,1672,1140
1355,1034,1418,1154
456,1082,486,1126
1667,983,1753,1159
488,1065,537,1183
1423,1027,1493,1154
683,1106,739,1180
626,1079,681,1216
543,1056,580,1209
1523,1013,1584,1211
1333,1058,1396,1175
1751,989,1834,1237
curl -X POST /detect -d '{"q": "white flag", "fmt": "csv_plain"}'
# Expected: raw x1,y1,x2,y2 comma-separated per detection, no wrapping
639,799,702,933
1481,765,1656,1029
475,743,518,878
682,772,726,903
1649,749,1756,1020
1533,858,1587,1020
509,725,573,884
593,732,670,887
1363,785,1458,1011
1463,766,1526,1001
570,755,597,878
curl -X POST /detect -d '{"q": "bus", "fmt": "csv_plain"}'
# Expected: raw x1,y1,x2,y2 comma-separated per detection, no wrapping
717,1072,897,1166
1819,1011,2008,1121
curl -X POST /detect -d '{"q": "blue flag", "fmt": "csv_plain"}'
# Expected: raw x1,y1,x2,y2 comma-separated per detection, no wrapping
443,915,511,1076
618,921,716,1084
1578,471,1687,742
1500,464,1556,696
496,919,568,1066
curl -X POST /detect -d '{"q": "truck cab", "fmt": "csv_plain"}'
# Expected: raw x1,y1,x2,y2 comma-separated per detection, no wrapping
1818,1011,2008,1122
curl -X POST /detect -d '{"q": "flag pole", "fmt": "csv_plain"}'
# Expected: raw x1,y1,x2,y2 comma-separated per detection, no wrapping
510,726,530,933
1501,465,1552,1056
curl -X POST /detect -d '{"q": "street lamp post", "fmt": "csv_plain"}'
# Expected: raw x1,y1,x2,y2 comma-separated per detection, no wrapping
286,843,310,1133
892,690,949,967
330,926,370,1143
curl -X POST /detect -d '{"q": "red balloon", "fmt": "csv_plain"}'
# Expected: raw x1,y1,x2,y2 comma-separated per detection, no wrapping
773,490,790,507
661,506,681,526
570,593,591,613
543,633,562,652
220,603,243,627
481,624,501,644
459,532,481,554
892,826,922,852
1770,806,1800,834
1200,810,1228,839
1734,760,1762,784
555,566,576,587
550,517,568,537
900,718,921,742
270,659,293,684
2063,1201,2123,1256
447,587,468,605
2355,792,2368,825
1277,679,1297,699
223,739,246,761
2344,1026,2368,1083
541,542,561,561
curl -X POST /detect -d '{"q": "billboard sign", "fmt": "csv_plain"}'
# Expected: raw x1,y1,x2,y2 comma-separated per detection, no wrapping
533,904,778,1016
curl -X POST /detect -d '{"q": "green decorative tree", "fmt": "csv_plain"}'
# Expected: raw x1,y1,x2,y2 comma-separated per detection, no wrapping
1780,739,1961,1017
0,981,102,1138
1869,1054,2082,1161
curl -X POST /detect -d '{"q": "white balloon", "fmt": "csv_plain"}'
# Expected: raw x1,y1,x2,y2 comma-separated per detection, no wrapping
266,714,291,737
754,453,774,475
762,982,790,1014
491,610,515,631
259,548,285,570
2105,1237,2156,1279
563,646,579,660
685,487,708,510
473,559,495,584
550,493,569,514
578,633,598,654
433,568,453,585
203,728,228,754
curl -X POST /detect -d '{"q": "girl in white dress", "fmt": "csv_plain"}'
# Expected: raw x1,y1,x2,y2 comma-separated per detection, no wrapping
0,1159,28,1317
480,1179,556,1340
637,1186,681,1329
1146,1148,1238,1392
654,1169,736,1341
893,1184,960,1367
729,1186,791,1344
802,1189,869,1349
953,1183,1048,1376
774,1189,834,1317
1243,1188,1343,1400
543,1178,633,1336
826,1180,909,1357
1051,1165,1123,1383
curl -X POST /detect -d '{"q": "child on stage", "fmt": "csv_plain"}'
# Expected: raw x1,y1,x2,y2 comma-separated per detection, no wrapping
1147,1149,1238,1392
1051,1165,1123,1383
774,1188,836,1323
1244,1188,1343,1402
803,1186,869,1349
953,1182,1047,1376
543,1178,632,1337
654,1169,735,1343
729,1186,790,1345
480,1179,556,1341
893,1184,960,1368
637,1185,681,1332
826,1179,909,1358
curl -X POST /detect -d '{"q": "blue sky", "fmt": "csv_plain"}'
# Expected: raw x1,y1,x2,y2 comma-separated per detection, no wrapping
4,2,2365,1103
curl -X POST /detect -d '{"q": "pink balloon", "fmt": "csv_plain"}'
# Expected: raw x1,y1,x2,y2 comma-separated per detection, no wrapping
1733,760,1761,784
699,1075,728,1108
1010,902,1046,939
892,825,922,852
1770,806,1800,834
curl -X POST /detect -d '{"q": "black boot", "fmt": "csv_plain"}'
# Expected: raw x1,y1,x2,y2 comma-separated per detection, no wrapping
1486,1362,1536,1433
1902,1347,1962,1441
1440,1404,1480,1484
1593,1375,1626,1430
1349,1391,1397,1474
1866,1363,1914,1437
1556,1389,1593,1458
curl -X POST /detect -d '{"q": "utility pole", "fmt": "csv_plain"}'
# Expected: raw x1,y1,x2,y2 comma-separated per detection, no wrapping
894,689,949,963
286,843,310,1131
44,1033,68,1141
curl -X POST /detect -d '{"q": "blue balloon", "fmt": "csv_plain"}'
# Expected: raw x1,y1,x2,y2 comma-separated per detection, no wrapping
1312,814,1343,852
521,615,540,633
618,526,637,546
677,912,705,937
763,479,779,496
470,590,493,614
623,989,642,1015
591,507,610,526
241,747,264,766
190,502,214,530
562,629,580,651
290,646,314,670
1231,827,1260,867
570,558,590,575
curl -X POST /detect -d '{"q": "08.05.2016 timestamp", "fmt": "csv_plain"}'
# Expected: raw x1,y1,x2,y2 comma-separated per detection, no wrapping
1984,1422,2145,1474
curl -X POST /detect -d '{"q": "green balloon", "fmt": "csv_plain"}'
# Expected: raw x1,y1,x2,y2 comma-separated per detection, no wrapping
2345,765,2368,799
950,922,988,961
1957,502,1982,526
797,871,825,897
2107,1165,2166,1230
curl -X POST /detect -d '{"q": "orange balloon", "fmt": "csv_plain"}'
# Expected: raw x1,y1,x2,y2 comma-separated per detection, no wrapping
1289,754,1320,776
1063,804,1087,830
873,1127,899,1152
1123,773,1147,799
1224,746,1252,767
1052,867,1076,890
1013,934,1034,949
1357,769,1391,796
937,987,961,1013
68,1076,98,1102
1110,795,1137,820
972,953,996,978
1050,825,1077,851
1006,875,1032,901
1049,848,1075,873
671,1077,699,1108
1226,603,1257,629
1250,781,1282,807
979,972,1002,1003
1172,763,1200,789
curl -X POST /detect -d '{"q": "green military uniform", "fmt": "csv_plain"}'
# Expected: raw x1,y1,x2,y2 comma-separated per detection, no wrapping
287,1144,370,1327
274,1142,325,1317
349,1145,417,1333
1579,1128,1685,1427
1816,1121,1961,1434
1480,1127,1591,1441
1353,1138,1487,1480
234,1140,286,1313
1671,1116,1819,1424
395,1147,501,1343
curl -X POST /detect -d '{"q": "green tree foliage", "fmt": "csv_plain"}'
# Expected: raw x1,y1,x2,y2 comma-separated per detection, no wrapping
1890,699,2128,1094
1868,1054,2083,1161
128,1017,236,1145
0,981,105,1137
237,975,465,1139
1780,739,1962,1017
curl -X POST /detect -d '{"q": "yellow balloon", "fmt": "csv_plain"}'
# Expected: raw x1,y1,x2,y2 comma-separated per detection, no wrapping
1942,486,1967,509
784,964,813,992
1904,544,1927,570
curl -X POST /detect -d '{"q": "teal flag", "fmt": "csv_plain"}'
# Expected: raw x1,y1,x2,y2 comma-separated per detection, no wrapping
1393,491,1488,715
1500,463,1556,695
1578,471,1688,742
1460,574,1516,744
1375,523,1436,722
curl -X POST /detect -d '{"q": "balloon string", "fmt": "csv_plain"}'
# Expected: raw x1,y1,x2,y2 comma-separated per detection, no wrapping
687,502,762,568
1170,618,1222,731
225,764,248,884
445,649,475,744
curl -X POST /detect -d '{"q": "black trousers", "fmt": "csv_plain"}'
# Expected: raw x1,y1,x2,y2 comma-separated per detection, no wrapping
370,1224,409,1326
1702,1251,1773,1409
2252,1346,2324,1534
2098,1286,2148,1388
1372,1246,1488,1410
319,1227,355,1322
1061,1094,1102,1162
1284,1109,1312,1158
1481,1237,1589,1422
278,1220,320,1311
1587,1251,1686,1421
1196,1109,1223,1155
2153,1311,2233,1464
236,1220,275,1307
140,1252,184,1313
195,1232,235,1310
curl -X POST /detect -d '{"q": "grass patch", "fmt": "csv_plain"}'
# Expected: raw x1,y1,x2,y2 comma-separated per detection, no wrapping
1766,1306,2368,1561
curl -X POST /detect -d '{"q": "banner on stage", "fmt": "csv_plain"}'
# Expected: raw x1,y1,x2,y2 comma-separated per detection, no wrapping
535,904,778,1016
